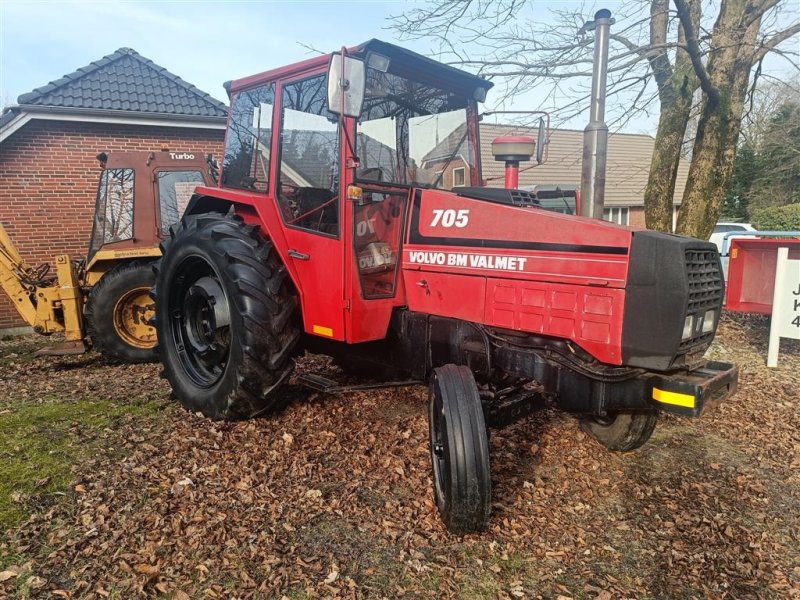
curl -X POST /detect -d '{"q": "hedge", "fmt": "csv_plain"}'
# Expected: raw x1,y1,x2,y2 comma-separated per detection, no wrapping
751,203,800,231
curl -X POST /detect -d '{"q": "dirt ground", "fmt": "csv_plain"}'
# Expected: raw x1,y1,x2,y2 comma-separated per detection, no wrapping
0,313,798,599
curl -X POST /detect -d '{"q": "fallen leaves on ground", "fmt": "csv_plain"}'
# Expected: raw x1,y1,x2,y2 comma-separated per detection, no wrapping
0,313,798,599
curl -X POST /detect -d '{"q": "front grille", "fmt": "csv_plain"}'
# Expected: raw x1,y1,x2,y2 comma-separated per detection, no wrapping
680,249,724,350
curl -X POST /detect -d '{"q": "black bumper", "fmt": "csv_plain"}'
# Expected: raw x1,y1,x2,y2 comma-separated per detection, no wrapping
648,361,738,417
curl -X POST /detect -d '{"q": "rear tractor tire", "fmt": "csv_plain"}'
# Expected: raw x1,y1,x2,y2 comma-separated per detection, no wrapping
153,213,300,420
428,364,492,534
580,411,658,452
85,260,158,363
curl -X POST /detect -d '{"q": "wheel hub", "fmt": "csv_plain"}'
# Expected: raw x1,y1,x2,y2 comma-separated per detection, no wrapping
170,262,232,388
112,287,157,349
183,276,230,354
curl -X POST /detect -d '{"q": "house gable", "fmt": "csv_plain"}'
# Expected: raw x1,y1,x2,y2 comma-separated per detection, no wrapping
1,48,228,143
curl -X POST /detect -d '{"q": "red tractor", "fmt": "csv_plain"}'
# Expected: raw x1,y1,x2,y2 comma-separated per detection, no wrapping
154,36,738,533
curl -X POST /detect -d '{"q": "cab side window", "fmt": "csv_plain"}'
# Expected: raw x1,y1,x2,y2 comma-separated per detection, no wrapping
157,170,205,233
222,84,275,192
88,167,134,259
278,74,340,236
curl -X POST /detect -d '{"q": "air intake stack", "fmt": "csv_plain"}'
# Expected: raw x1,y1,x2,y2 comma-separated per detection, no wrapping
491,135,535,189
580,9,613,220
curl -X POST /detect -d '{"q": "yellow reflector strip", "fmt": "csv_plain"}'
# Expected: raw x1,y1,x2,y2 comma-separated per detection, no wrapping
652,387,695,409
312,325,334,337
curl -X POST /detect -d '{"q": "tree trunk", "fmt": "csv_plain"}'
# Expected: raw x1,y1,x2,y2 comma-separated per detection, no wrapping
644,69,696,231
644,0,699,232
676,0,761,239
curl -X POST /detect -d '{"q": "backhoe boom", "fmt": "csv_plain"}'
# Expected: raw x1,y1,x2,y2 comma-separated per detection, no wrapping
0,222,84,344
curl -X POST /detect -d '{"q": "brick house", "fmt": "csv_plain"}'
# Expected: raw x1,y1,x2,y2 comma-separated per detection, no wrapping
0,48,227,331
422,123,689,229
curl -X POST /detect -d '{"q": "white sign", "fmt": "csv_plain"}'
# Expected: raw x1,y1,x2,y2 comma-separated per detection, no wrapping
767,247,800,367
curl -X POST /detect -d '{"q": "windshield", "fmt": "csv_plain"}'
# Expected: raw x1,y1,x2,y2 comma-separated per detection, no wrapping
356,69,476,189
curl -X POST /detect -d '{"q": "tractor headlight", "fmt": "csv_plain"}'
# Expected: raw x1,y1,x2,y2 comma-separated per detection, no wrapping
702,309,716,334
682,315,694,341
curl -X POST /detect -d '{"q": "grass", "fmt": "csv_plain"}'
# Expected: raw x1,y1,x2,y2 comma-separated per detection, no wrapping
0,395,164,532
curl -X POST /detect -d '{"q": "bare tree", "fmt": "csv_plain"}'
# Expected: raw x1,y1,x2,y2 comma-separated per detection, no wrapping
391,0,800,238
675,0,799,237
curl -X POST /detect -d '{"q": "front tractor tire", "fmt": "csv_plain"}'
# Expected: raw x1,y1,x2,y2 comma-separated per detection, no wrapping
85,260,158,363
429,364,492,534
580,411,658,452
154,213,299,420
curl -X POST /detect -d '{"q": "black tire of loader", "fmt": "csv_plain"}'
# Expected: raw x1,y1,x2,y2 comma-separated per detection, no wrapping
85,260,158,364
580,411,658,452
154,213,300,420
429,364,492,534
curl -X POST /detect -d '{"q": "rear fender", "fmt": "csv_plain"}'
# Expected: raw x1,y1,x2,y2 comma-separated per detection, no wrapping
182,192,305,314
84,248,162,286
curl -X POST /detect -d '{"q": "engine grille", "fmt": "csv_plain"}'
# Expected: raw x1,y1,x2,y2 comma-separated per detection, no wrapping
680,249,724,350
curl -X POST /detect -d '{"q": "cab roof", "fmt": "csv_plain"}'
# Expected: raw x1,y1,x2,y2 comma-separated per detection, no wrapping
227,39,493,99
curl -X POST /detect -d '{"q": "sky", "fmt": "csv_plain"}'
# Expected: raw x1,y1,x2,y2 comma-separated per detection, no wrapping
1,0,797,136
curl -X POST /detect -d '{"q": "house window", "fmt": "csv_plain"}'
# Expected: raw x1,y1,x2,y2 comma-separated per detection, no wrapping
222,83,275,192
452,167,465,187
603,207,629,225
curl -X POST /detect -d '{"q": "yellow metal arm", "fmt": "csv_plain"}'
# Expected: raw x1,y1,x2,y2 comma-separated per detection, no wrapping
0,222,42,329
0,222,83,340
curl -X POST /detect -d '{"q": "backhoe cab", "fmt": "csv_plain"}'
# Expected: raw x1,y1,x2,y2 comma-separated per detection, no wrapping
0,150,214,361
154,38,738,533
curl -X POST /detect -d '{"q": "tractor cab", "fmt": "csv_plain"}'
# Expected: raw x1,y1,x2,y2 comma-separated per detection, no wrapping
202,39,492,343
86,150,215,279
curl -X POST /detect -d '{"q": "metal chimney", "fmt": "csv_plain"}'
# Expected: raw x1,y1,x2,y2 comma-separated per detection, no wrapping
580,9,613,220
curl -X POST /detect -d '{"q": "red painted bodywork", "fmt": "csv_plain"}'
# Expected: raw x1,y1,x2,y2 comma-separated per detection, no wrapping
725,238,800,314
192,49,648,366
402,190,630,364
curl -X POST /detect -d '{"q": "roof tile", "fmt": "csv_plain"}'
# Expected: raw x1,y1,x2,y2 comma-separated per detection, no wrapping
16,47,226,118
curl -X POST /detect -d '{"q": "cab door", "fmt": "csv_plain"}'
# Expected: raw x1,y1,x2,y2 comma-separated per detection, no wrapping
344,183,409,342
273,72,346,341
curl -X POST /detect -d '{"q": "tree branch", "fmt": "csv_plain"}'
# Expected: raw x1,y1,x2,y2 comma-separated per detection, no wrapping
753,22,800,61
672,0,718,103
645,0,674,96
743,0,781,28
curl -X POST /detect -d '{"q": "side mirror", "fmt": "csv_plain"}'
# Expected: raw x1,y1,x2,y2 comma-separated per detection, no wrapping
536,118,546,164
327,53,366,118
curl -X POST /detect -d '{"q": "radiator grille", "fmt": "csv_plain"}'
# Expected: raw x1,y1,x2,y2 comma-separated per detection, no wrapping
680,249,724,350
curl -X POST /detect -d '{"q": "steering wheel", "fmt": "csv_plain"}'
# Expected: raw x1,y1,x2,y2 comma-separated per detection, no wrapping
358,167,391,183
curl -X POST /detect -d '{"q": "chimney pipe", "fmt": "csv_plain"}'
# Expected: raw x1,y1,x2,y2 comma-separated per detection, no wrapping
580,9,613,220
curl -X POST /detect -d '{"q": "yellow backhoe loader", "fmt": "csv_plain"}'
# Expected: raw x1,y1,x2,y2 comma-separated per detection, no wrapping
0,150,216,362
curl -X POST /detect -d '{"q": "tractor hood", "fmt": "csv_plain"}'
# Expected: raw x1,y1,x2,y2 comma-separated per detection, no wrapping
401,187,724,371
407,187,632,284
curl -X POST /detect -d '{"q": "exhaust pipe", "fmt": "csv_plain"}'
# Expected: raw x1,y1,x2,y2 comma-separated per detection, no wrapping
579,9,613,220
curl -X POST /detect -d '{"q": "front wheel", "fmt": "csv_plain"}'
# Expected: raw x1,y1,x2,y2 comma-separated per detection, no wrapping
154,213,300,420
429,364,491,534
580,411,658,452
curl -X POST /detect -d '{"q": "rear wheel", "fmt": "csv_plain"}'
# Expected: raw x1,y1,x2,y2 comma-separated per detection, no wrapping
580,411,658,452
429,364,491,534
85,261,157,363
154,213,299,420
